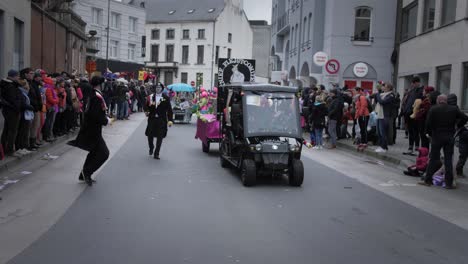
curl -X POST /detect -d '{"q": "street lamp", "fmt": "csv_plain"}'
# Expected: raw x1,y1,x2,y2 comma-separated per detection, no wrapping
105,0,111,71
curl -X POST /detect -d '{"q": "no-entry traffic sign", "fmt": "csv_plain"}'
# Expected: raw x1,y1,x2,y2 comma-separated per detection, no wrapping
325,59,340,75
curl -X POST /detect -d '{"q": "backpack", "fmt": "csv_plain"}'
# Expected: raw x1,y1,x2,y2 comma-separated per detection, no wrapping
366,97,373,113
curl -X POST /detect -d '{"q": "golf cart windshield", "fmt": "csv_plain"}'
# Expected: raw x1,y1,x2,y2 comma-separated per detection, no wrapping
243,91,302,138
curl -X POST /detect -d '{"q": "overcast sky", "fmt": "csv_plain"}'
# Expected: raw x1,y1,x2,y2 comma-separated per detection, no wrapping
244,0,272,24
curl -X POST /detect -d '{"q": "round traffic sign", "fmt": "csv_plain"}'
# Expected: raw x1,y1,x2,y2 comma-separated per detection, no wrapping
353,62,368,78
325,59,340,74
313,52,328,66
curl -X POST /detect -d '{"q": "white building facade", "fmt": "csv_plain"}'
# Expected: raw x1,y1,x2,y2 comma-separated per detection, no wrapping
397,0,468,109
271,0,397,92
0,0,31,77
72,0,146,73
144,0,253,89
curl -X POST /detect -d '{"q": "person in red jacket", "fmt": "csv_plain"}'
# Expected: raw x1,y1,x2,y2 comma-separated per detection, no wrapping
404,147,429,177
43,77,58,142
354,87,370,148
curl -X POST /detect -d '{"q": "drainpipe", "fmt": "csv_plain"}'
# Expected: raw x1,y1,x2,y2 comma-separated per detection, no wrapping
393,0,403,91
210,20,216,88
297,0,303,86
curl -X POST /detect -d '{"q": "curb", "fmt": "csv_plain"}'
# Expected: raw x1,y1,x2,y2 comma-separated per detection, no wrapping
0,131,78,175
336,141,405,166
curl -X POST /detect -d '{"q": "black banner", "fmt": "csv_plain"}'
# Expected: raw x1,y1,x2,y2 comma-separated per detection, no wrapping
217,58,256,86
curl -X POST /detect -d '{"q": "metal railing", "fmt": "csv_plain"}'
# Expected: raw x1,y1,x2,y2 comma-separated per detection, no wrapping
276,12,289,32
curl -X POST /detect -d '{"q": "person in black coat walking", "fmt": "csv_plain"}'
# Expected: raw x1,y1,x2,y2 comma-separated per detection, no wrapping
68,76,110,186
144,84,173,159
419,95,468,189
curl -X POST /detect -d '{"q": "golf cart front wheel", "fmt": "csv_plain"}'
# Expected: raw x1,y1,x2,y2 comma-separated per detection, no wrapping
289,160,304,187
241,159,257,187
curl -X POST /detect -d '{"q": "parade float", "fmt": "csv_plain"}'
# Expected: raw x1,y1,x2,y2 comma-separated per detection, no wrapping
194,87,222,152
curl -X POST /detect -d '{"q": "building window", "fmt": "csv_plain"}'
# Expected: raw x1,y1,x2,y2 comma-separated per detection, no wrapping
127,44,136,60
151,44,159,62
423,0,435,32
166,29,175,40
462,63,468,110
110,40,119,58
307,13,312,41
227,48,231,59
151,29,160,40
198,29,205,39
91,8,103,25
182,45,189,64
13,18,24,70
215,46,219,64
197,45,204,64
441,0,457,26
129,17,137,33
141,36,146,57
437,65,452,95
295,23,298,47
401,2,418,40
181,72,188,84
183,29,190,39
228,33,232,43
166,44,174,62
110,12,121,29
354,7,371,41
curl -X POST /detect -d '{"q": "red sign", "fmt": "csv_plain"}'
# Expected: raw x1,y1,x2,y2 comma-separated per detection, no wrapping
325,59,340,74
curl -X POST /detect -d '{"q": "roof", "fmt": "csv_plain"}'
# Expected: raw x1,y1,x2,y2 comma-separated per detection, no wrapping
145,0,225,23
224,83,299,93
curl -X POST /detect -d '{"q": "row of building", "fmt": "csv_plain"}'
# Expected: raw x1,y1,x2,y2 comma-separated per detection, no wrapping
270,0,468,109
0,0,270,89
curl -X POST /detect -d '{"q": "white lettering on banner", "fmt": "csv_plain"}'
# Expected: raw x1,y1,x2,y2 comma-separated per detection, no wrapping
353,62,369,78
218,58,256,86
313,52,328,66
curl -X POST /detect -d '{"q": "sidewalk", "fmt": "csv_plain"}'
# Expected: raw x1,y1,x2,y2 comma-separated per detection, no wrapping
0,132,78,175
332,128,468,185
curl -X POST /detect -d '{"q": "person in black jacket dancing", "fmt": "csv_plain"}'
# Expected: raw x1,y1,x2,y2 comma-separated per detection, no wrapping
144,83,173,160
68,76,111,186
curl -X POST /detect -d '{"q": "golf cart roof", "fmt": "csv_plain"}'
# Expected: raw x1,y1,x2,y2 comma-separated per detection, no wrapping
222,83,298,93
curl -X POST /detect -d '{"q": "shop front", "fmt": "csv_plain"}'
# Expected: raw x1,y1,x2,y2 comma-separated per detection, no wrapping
342,62,377,94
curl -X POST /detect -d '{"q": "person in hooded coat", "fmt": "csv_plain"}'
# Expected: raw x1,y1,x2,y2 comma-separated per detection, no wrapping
144,83,173,159
68,76,110,186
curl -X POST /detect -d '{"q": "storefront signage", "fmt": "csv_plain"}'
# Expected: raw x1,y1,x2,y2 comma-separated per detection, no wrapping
218,58,256,86
353,62,369,78
313,52,328,66
325,59,340,75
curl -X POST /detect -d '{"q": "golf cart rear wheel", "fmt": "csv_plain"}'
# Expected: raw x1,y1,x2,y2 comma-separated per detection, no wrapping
241,159,257,187
289,160,304,187
202,142,210,153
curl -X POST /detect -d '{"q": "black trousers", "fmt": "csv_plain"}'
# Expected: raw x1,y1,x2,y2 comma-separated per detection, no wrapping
83,138,109,178
148,136,163,156
406,115,420,150
358,116,369,144
456,151,468,175
1,110,21,154
425,135,455,186
16,118,31,150
417,119,429,149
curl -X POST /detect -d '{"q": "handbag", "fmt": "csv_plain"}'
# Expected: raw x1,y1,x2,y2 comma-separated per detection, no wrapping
24,110,34,121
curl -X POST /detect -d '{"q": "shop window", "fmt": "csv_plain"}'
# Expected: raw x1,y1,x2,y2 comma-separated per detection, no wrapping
437,65,452,95
344,80,357,90
361,81,374,94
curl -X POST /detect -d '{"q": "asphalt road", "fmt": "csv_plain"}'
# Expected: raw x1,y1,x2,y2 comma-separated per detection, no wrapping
8,121,468,264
